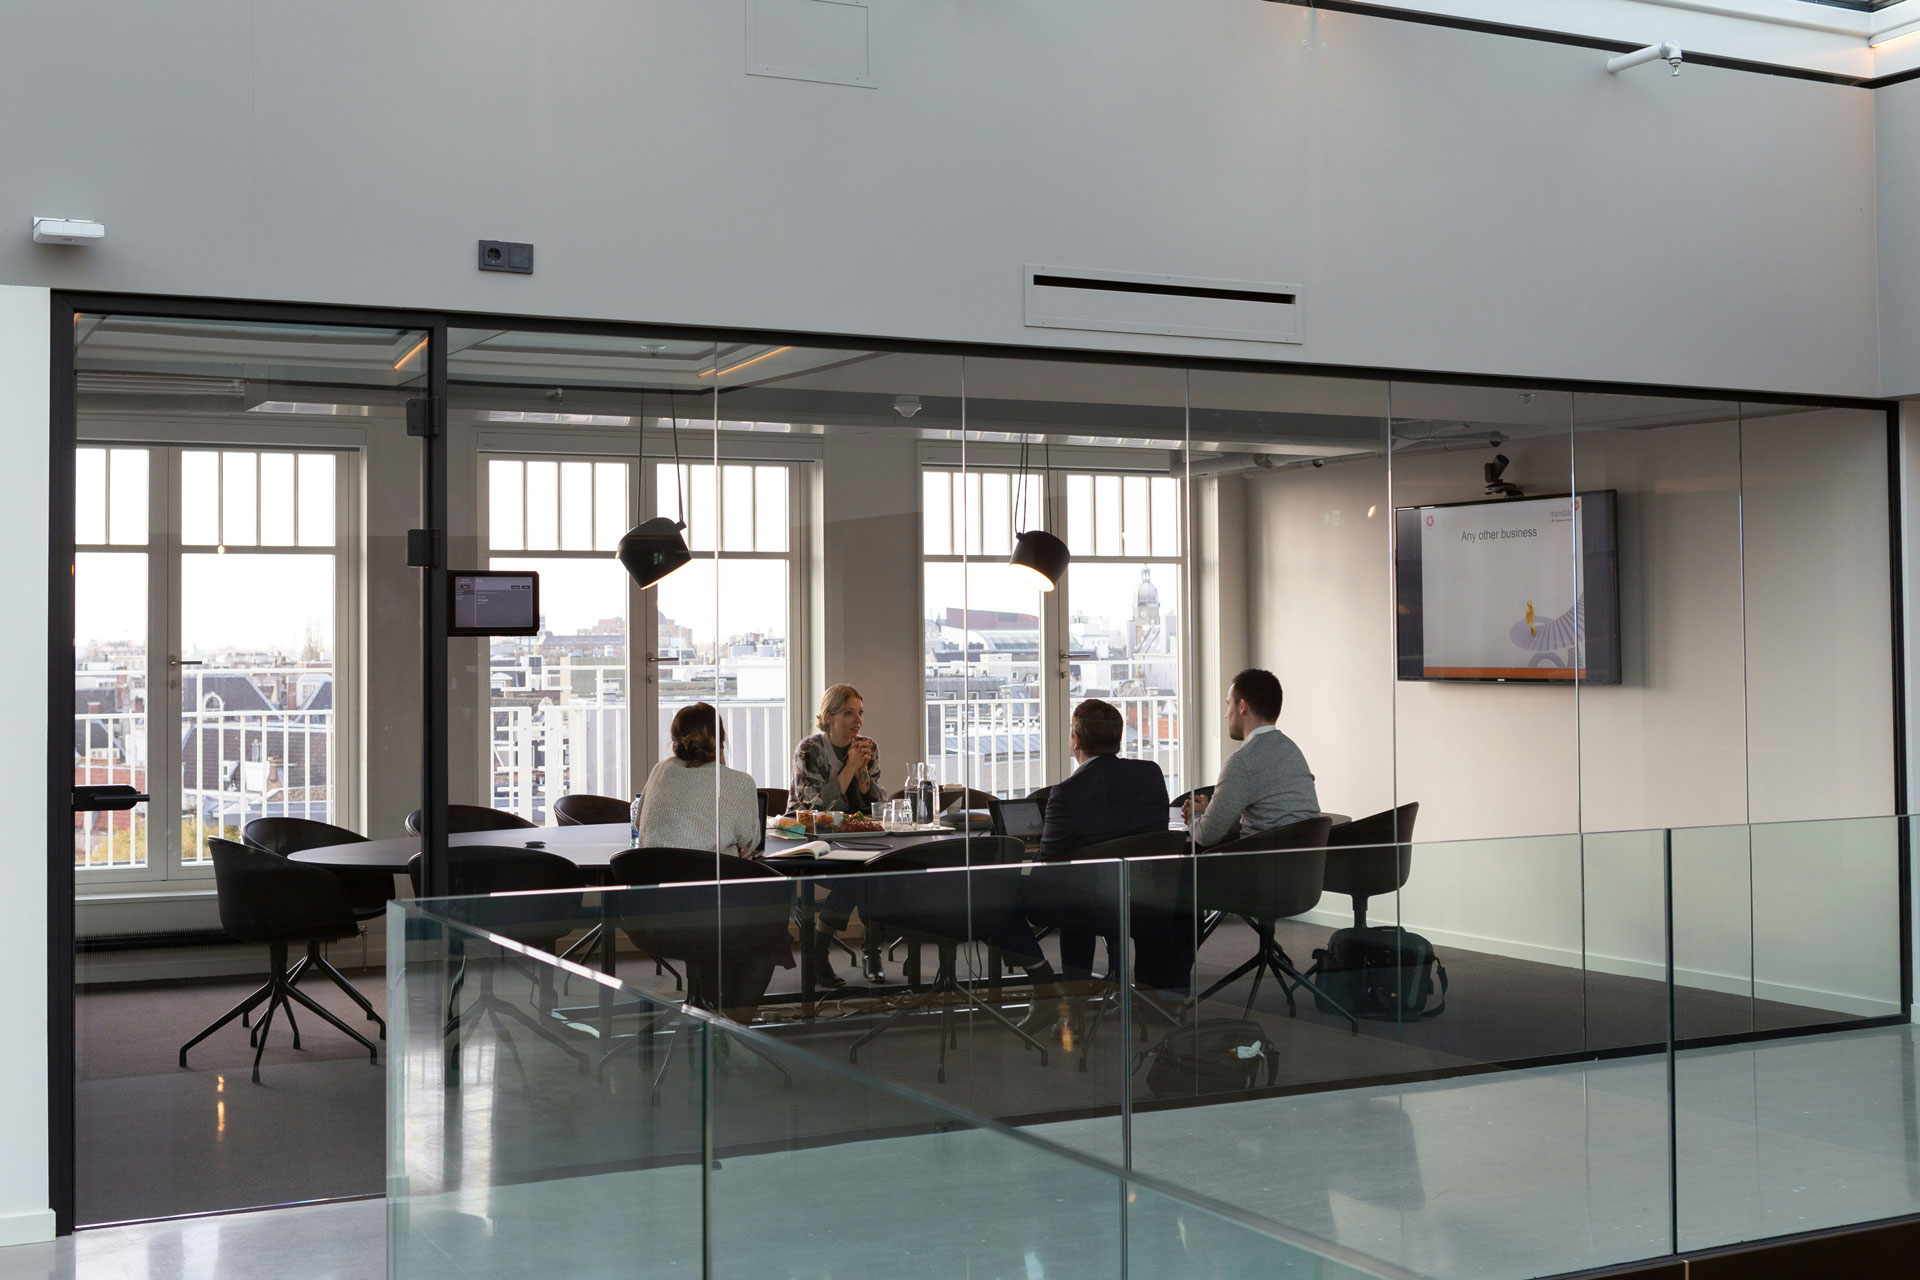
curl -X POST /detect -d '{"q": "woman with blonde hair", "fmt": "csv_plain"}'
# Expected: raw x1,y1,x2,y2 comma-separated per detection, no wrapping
787,683,884,988
788,683,883,815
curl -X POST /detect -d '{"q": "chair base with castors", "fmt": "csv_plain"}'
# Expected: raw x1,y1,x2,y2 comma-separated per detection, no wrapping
442,946,593,1088
180,939,379,1083
848,938,1051,1084
1076,979,1180,1072
183,839,381,1082
1196,922,1359,1033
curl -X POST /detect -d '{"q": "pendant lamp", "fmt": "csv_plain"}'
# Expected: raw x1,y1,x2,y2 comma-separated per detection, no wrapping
1007,438,1069,590
618,516,691,588
619,386,693,589
1009,529,1069,592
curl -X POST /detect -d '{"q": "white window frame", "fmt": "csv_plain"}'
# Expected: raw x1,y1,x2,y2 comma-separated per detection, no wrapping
74,420,365,893
473,426,818,811
918,442,1193,797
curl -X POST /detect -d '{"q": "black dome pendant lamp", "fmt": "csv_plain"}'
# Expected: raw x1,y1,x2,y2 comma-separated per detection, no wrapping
618,385,693,589
1007,437,1069,591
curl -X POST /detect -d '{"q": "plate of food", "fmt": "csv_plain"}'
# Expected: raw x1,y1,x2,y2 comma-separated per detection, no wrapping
770,809,886,837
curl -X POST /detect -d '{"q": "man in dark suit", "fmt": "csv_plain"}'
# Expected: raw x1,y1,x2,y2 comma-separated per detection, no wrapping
1021,700,1191,1036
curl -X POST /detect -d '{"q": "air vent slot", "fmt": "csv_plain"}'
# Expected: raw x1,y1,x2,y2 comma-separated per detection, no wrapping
1024,265,1303,345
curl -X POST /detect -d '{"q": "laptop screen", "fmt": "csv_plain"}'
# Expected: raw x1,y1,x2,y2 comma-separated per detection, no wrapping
996,798,1045,840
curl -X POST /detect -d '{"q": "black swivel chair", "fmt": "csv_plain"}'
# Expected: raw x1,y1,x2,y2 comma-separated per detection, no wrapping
1193,816,1358,1031
554,793,631,827
1025,828,1193,1070
404,805,539,835
179,839,379,1083
1324,803,1420,928
848,836,1052,1082
757,787,790,818
604,847,796,1102
243,817,390,1038
406,845,592,1081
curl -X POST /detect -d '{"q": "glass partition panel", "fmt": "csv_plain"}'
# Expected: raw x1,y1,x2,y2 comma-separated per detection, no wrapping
1674,819,1915,1255
72,313,428,1223
1738,405,1895,828
395,892,1401,1280
1153,831,1674,1279
388,905,706,1280
448,329,725,828
1389,384,1577,844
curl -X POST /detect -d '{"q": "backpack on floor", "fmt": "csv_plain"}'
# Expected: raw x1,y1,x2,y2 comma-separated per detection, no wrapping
1305,927,1448,1021
1142,1018,1275,1098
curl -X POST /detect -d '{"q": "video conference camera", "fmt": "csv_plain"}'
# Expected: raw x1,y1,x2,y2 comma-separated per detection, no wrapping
1484,454,1524,499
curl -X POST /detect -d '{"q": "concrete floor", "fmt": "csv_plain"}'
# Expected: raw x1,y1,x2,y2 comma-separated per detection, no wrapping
27,996,1920,1279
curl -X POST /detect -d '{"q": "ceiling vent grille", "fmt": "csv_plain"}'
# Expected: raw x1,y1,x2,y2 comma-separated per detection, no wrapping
1024,265,1303,345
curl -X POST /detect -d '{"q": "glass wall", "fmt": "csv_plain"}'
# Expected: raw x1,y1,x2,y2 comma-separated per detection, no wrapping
422,341,1903,1275
62,305,1907,1270
70,314,429,1223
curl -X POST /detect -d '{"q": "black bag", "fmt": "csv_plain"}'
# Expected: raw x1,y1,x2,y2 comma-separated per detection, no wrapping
1142,1018,1275,1098
1305,927,1448,1020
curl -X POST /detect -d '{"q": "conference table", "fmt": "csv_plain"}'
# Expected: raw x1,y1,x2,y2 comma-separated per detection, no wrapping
288,821,1002,1009
288,811,1348,1009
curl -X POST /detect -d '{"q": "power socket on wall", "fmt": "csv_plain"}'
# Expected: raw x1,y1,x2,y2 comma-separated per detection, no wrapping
478,241,533,274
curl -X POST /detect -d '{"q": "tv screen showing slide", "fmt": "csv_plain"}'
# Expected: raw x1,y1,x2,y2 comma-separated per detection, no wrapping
1394,492,1620,684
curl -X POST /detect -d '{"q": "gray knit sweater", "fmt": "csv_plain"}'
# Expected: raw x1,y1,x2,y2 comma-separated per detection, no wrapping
1190,727,1320,847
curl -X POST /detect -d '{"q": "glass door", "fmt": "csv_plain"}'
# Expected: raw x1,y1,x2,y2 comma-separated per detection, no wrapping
66,311,431,1228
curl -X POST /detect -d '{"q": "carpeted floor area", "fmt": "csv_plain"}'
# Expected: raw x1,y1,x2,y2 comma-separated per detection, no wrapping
75,917,1865,1225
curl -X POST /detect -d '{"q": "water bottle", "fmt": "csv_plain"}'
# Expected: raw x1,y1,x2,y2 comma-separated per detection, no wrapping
916,764,936,826
630,792,643,845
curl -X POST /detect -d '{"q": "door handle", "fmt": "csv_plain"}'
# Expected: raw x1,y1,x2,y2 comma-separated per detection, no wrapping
168,657,203,667
72,783,149,812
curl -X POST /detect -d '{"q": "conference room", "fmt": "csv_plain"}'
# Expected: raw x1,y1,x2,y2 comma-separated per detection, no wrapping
64,313,1902,1270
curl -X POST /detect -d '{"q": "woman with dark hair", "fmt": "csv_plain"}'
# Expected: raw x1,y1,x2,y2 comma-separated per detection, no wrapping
634,703,786,1047
636,702,761,857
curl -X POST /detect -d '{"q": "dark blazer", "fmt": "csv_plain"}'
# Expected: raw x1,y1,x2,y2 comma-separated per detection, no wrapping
1038,754,1170,859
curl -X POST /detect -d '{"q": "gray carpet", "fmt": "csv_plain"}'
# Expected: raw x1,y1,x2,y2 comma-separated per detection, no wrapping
75,918,1864,1225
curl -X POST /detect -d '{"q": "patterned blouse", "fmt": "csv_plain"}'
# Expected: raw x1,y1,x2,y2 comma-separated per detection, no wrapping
788,731,884,814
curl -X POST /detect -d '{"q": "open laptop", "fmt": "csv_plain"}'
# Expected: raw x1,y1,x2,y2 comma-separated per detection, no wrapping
993,796,1046,842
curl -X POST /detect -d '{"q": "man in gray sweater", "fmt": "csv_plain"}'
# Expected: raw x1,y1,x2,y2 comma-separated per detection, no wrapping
1184,668,1319,847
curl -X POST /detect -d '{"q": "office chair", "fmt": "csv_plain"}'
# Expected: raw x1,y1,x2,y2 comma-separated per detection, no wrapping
848,837,1052,1082
603,847,795,1102
1028,828,1192,1072
554,793,632,826
405,846,593,1083
758,787,790,816
242,817,390,1039
1192,816,1358,1032
180,839,377,1083
1324,803,1420,928
404,804,538,835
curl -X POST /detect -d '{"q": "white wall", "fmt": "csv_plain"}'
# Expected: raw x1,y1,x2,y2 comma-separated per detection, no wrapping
1878,77,1920,399
0,0,1883,398
0,286,53,1245
1246,407,1900,1013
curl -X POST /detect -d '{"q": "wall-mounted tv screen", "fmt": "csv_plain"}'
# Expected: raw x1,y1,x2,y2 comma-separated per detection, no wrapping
1394,491,1620,684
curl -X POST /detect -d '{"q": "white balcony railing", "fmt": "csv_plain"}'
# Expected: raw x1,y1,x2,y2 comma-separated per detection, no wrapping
925,692,1182,799
75,663,334,870
491,694,790,823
